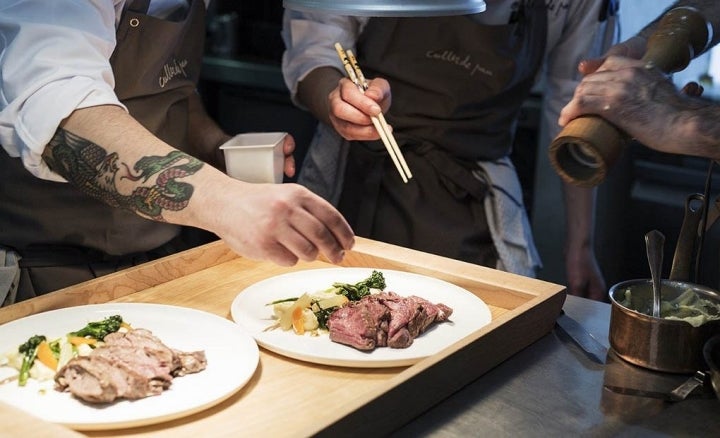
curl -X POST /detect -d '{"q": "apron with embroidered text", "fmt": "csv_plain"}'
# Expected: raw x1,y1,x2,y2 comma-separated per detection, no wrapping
338,0,547,267
0,0,206,298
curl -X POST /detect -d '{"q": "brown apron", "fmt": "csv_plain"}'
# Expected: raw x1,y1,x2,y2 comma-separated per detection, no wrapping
0,0,208,300
338,0,547,267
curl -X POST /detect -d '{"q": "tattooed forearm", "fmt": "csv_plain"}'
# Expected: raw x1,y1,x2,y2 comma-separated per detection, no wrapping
43,128,204,222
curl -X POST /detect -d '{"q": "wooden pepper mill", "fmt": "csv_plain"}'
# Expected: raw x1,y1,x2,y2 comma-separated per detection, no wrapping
548,7,712,187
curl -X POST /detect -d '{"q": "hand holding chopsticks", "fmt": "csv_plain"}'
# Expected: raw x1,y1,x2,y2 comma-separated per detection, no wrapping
334,43,412,183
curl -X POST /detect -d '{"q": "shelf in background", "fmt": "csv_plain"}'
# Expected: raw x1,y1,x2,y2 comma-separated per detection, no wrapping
201,56,286,91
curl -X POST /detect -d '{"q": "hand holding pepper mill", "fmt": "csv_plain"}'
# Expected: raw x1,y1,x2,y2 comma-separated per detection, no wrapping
548,7,712,187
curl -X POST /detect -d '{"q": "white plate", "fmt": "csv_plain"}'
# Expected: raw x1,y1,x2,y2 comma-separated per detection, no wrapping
0,303,259,431
230,268,491,367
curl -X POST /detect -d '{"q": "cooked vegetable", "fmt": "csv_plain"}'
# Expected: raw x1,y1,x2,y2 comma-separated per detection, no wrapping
314,308,336,330
278,293,313,332
316,294,349,310
269,271,388,335
68,336,98,346
332,270,386,301
69,315,123,340
621,288,720,327
1,315,132,388
18,335,46,386
292,307,306,335
36,341,58,371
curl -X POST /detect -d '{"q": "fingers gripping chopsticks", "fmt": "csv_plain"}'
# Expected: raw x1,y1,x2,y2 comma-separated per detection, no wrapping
334,42,412,183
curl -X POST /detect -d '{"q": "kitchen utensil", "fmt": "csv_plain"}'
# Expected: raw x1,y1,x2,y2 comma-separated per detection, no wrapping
669,370,711,401
645,230,665,318
555,311,608,364
705,193,720,231
604,370,712,402
670,194,705,282
608,279,720,373
548,7,711,187
603,385,685,402
334,43,412,183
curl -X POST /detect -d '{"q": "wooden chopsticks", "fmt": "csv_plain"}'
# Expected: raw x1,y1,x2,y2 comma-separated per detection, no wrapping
334,42,412,183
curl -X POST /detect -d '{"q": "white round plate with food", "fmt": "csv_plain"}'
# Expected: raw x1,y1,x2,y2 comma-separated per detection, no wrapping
230,268,492,367
0,303,259,430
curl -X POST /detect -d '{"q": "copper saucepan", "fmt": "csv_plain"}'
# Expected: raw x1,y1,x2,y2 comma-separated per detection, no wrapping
608,279,720,374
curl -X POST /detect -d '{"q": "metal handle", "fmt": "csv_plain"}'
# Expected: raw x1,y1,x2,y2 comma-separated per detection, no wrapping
645,230,665,318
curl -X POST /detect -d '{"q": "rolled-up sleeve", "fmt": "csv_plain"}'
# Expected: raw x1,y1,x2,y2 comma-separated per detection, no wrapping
281,10,366,107
0,0,126,181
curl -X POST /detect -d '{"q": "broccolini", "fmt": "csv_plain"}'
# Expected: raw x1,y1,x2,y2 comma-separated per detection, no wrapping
17,335,46,386
69,315,123,340
332,270,386,301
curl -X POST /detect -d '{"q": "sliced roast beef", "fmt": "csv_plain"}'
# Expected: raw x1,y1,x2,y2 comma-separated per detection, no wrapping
104,328,180,372
327,299,390,350
387,327,413,348
90,345,173,390
55,355,152,403
173,350,208,376
327,291,454,351
373,292,419,339
409,295,453,322
54,328,207,404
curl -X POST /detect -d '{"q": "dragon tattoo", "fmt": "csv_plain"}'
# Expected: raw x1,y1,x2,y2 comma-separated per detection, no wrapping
43,129,203,222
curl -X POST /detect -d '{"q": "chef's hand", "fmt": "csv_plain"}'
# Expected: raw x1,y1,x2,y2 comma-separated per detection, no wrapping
327,77,392,141
576,35,648,76
558,56,705,157
565,245,607,302
281,133,297,178
213,181,355,266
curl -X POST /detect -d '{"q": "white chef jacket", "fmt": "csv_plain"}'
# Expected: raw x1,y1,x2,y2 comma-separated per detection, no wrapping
0,0,208,181
282,0,619,148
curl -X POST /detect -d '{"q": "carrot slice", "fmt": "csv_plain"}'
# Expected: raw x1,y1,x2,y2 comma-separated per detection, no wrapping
292,306,305,335
36,341,58,371
68,336,98,346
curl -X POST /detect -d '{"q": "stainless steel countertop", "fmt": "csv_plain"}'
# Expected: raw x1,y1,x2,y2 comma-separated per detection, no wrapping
393,295,720,437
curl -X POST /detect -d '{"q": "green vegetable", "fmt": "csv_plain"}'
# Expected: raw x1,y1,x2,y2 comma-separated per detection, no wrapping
49,338,62,356
315,308,336,330
18,335,46,386
332,270,386,301
69,315,123,340
268,297,298,305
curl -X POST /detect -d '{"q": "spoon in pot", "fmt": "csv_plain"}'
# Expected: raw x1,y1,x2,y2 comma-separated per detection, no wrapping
645,230,665,318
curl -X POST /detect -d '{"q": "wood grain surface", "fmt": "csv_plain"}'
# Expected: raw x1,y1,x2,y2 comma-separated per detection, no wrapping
0,238,566,437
